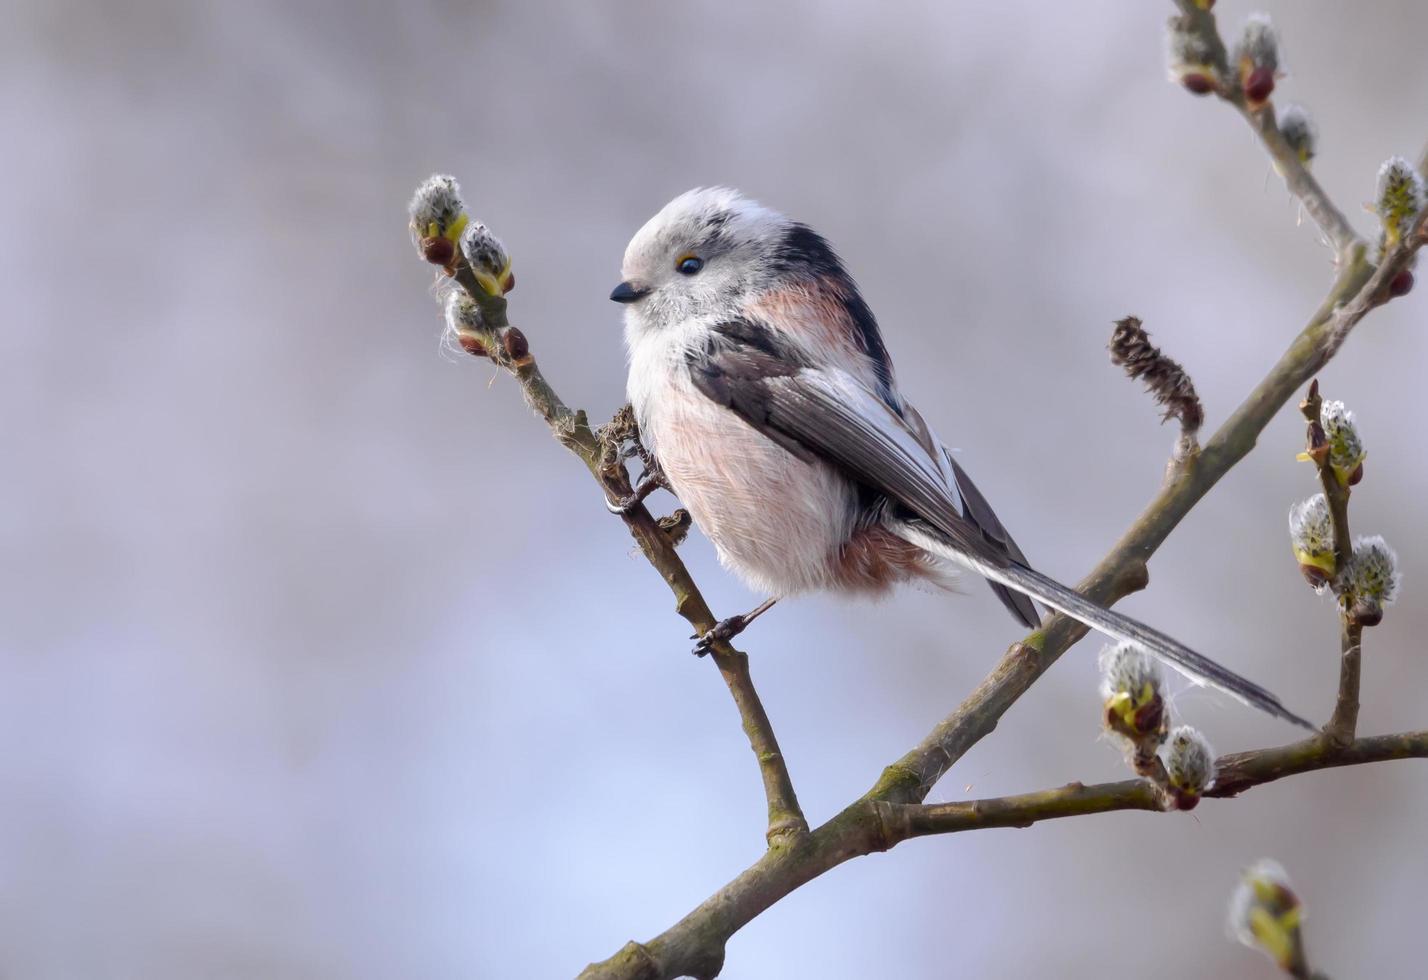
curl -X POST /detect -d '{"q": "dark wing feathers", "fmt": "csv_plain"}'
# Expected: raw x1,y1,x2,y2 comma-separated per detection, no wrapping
900,398,1042,628
945,454,1040,628
690,319,1020,577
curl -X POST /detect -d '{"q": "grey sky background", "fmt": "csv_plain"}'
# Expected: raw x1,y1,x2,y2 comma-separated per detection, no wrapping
3,1,1427,977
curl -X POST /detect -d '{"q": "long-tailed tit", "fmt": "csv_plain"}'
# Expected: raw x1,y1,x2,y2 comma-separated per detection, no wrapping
611,187,1310,729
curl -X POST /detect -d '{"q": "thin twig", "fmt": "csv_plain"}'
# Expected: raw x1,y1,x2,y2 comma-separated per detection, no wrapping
1326,620,1362,745
444,263,808,845
1298,380,1361,744
885,728,1428,838
1172,0,1363,259
1298,381,1353,575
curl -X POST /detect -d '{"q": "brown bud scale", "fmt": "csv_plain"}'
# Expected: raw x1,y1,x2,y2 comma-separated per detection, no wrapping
458,332,490,358
1132,697,1165,735
1170,788,1201,811
1244,67,1275,105
502,326,530,361
422,237,455,266
1389,270,1414,298
1349,599,1383,628
1181,73,1214,96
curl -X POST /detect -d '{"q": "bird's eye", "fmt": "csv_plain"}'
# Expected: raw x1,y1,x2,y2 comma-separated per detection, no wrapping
676,254,704,275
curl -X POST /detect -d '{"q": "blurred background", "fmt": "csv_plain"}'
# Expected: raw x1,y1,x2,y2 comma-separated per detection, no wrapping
3,1,1426,977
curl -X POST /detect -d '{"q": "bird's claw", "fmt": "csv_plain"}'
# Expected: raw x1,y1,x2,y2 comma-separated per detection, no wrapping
605,493,641,515
691,615,748,656
604,474,663,516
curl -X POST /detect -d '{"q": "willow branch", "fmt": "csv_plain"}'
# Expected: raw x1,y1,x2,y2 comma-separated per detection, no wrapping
1297,380,1361,744
443,264,807,845
1326,619,1362,745
885,729,1428,839
1298,381,1353,575
1172,0,1362,258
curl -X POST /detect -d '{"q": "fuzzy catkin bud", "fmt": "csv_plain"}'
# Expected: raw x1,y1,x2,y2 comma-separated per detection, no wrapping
1099,641,1161,704
1319,399,1365,486
444,290,483,332
1165,18,1219,95
1288,494,1334,590
1234,14,1281,106
1228,860,1305,974
1099,642,1167,774
1347,535,1400,605
460,221,514,297
409,174,470,265
1161,726,1214,809
443,291,492,359
1277,105,1316,165
1375,156,1425,250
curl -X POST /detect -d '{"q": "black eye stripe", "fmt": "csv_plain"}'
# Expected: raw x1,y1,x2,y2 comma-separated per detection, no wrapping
677,255,704,275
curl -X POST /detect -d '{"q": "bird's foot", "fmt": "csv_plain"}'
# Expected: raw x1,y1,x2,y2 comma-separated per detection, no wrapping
605,473,663,516
690,597,779,656
691,614,751,657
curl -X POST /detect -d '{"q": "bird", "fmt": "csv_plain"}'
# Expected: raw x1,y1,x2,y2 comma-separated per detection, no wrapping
609,187,1312,730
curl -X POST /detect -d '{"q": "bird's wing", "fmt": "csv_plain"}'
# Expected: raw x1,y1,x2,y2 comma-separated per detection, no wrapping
688,319,1005,567
687,318,1313,730
899,400,1042,628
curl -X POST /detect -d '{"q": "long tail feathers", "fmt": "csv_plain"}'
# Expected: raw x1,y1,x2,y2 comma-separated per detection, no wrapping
895,522,1316,731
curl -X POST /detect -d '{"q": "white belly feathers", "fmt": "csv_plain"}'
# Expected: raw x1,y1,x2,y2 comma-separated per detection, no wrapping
629,346,856,597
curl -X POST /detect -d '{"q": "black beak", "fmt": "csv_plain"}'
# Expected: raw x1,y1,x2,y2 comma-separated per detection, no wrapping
609,280,650,304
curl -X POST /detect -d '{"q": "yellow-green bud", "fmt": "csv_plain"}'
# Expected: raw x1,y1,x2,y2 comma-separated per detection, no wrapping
1288,494,1334,590
1345,534,1399,627
1098,642,1167,774
1165,17,1219,95
1375,156,1425,250
1277,105,1316,166
409,174,470,265
1319,399,1365,487
460,221,514,297
1227,859,1306,975
1161,725,1214,809
1234,14,1281,106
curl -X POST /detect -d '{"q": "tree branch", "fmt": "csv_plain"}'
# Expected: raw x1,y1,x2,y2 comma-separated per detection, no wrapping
1325,617,1362,745
443,268,808,845
885,728,1428,839
1171,0,1363,259
1210,730,1427,798
1297,380,1362,744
